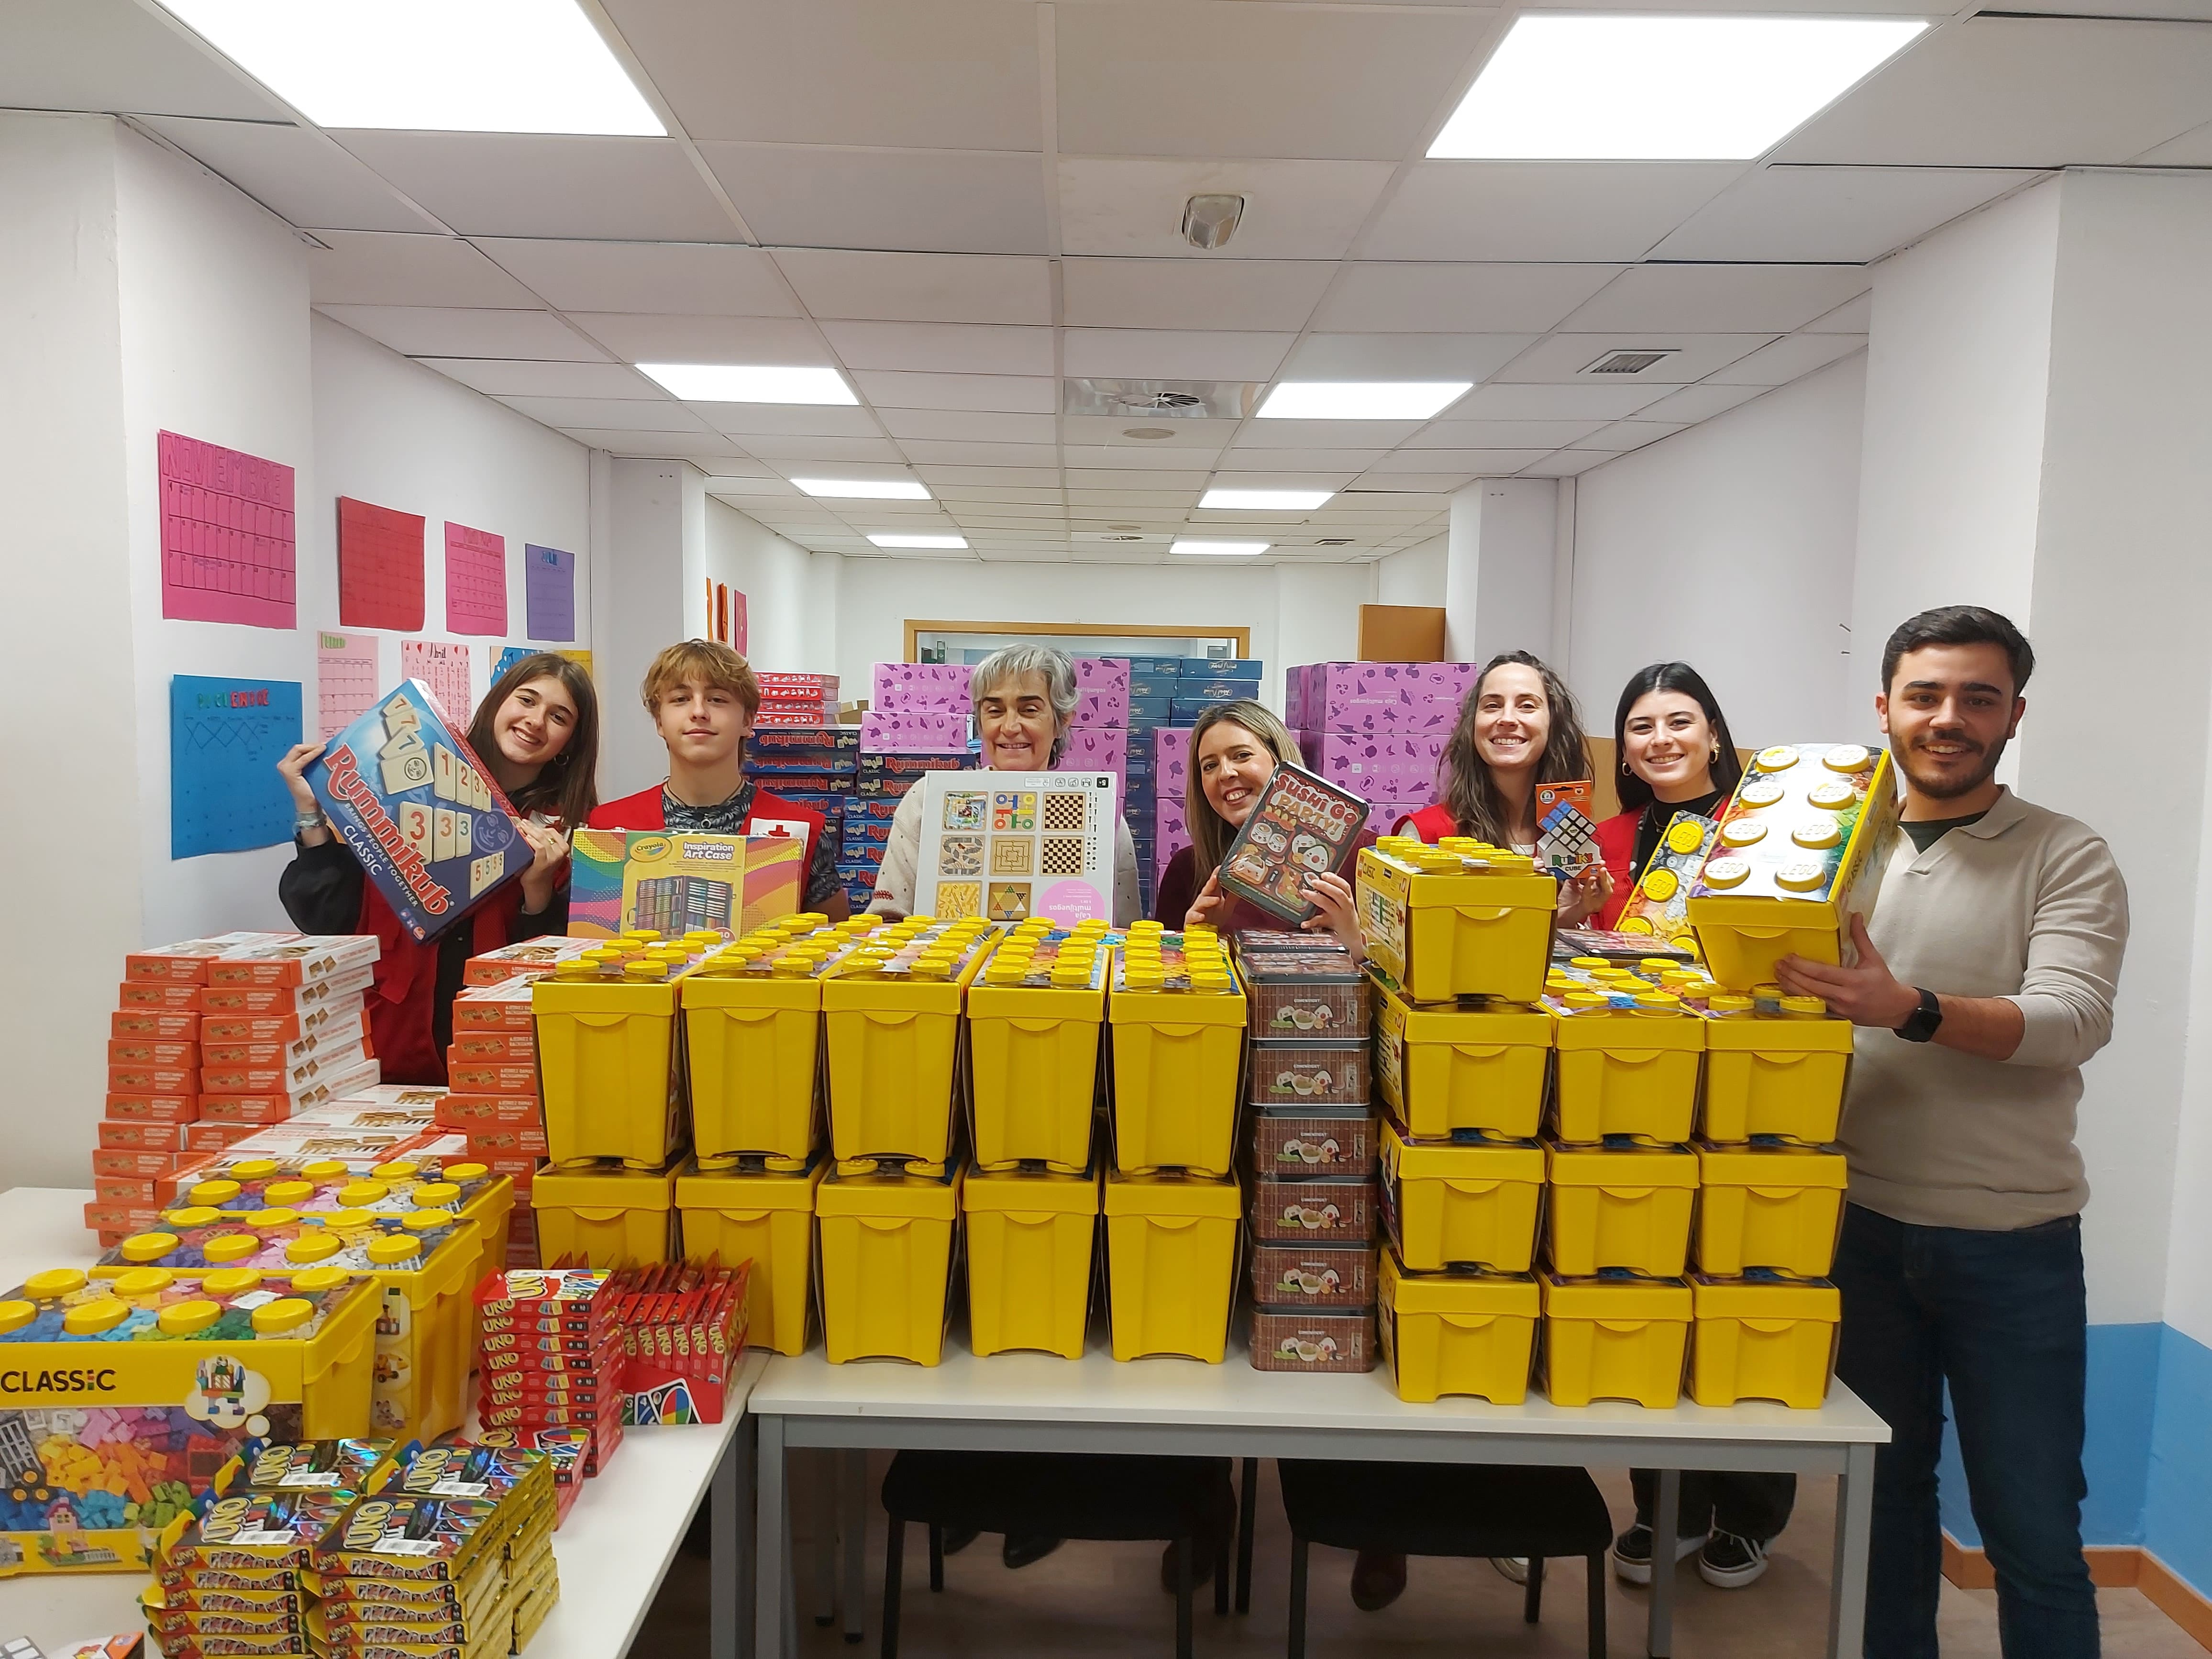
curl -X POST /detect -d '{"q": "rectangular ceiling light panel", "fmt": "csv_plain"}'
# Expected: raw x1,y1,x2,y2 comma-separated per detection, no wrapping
792,478,930,499
157,0,665,134
1256,382,1473,420
639,365,857,404
868,534,970,549
1199,488,1335,510
1172,539,1271,556
1429,14,1929,161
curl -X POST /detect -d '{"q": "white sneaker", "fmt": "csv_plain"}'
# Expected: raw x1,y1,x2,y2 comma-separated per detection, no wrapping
1697,1530,1771,1589
1490,1557,1529,1585
1610,1524,1707,1586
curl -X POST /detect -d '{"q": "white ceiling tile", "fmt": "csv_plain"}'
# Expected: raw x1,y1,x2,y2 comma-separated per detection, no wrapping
314,305,609,360
1066,487,1204,505
1061,444,1226,470
1214,449,1390,473
1562,266,1870,334
772,250,1051,325
1448,382,1671,419
498,395,701,432
698,464,783,483
1283,333,1539,381
564,313,832,364
1577,421,1690,453
1516,451,1615,477
851,372,1057,413
1653,166,2045,263
1803,292,1874,334
912,465,1063,487
820,321,1054,374
332,133,739,241
1060,415,1240,450
1061,260,1336,331
1778,18,2212,167
2,0,286,119
1054,3,1498,161
1062,329,1295,380
139,117,426,232
1362,163,1743,261
307,232,538,308
1706,333,1867,387
1313,264,1623,333
1408,419,1608,448
897,440,1062,466
1367,448,1550,472
878,409,1058,443
1491,333,1776,385
698,145,1046,255
734,435,907,461
475,241,799,317
598,0,1041,149
696,403,882,437
1638,383,1771,422
556,430,737,459
1352,473,1474,493
2133,118,2212,165
1201,469,1362,489
1235,420,1426,448
417,359,664,398
934,485,1065,502
1057,159,1395,259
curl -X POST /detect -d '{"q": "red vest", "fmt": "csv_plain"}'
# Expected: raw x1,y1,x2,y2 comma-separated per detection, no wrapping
358,878,529,1086
588,784,827,864
1395,803,1458,842
1591,809,1643,930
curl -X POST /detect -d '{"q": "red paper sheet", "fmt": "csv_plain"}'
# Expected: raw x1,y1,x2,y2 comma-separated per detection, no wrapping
445,521,507,634
159,431,297,628
338,497,425,631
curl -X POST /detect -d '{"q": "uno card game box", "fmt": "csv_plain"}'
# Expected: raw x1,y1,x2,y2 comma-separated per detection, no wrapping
1217,762,1369,926
309,681,524,943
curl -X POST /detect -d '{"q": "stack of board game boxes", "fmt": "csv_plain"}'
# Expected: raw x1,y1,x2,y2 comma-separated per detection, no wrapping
475,1269,626,1480
95,933,380,1245
752,671,839,728
1288,662,1473,837
741,726,867,914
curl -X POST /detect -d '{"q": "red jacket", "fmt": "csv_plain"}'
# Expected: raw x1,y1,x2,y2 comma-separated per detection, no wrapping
1395,803,1457,842
588,783,827,864
358,879,531,1086
1591,808,1643,930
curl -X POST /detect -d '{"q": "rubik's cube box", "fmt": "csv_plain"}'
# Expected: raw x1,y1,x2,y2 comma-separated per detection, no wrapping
308,681,524,944
567,830,802,938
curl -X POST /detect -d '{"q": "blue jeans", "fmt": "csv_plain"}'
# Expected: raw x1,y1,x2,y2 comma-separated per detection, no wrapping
1832,1203,2097,1659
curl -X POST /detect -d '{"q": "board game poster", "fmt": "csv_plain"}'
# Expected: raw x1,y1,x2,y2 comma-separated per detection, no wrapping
1217,762,1368,926
307,678,522,942
566,830,802,938
913,770,1115,924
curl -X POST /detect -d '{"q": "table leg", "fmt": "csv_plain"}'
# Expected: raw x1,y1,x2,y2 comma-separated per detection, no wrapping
1648,1468,1680,1659
1830,1443,1875,1659
737,1418,757,1659
1235,1457,1258,1615
842,1447,868,1644
755,1414,788,1659
814,1450,839,1627
711,1425,741,1659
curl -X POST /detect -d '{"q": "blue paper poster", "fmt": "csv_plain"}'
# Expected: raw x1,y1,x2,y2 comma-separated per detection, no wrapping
170,675,303,859
524,544,576,641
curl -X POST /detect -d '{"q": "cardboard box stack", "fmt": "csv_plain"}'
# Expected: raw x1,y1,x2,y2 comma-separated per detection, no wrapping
1134,656,1263,915
1288,662,1474,835
853,664,976,909
475,1267,626,1479
742,725,866,912
444,970,553,1269
95,932,380,1245
752,670,840,728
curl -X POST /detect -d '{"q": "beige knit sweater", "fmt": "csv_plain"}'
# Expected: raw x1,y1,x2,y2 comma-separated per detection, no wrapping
1839,787,2129,1231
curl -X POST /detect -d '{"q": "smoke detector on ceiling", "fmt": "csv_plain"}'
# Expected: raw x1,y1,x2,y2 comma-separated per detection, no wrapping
1581,348,1679,376
1182,193,1245,249
1316,538,1354,546
1122,426,1176,441
1062,379,1258,420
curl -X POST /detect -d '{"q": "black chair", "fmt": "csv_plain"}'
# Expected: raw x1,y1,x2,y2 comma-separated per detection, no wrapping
879,1450,1236,1659
1277,1460,1612,1659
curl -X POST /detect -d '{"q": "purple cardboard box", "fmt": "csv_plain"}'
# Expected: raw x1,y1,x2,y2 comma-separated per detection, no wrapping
871,662,973,712
1071,686,1128,729
1154,727,1194,800
1058,726,1127,772
1294,661,1478,734
859,708,971,752
1074,657,1130,696
1300,732,1446,795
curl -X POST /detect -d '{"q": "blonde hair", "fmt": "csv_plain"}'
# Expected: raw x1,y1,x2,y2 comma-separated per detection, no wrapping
1184,699,1303,875
641,640,759,718
970,643,1079,765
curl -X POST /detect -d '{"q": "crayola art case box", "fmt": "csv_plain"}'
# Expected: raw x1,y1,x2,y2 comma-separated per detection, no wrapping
565,831,802,938
308,681,522,943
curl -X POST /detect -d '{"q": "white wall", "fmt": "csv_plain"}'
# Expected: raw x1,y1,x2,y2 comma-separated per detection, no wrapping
601,460,697,797
703,498,831,675
1374,535,1446,609
1569,354,1867,746
0,113,140,1186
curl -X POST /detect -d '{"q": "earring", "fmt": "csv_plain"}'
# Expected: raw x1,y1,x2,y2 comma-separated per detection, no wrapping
1620,759,1632,775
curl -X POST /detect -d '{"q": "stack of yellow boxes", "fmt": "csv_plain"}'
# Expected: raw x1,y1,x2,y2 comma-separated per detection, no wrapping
814,917,997,1364
1103,924,1245,1362
675,913,884,1357
531,929,730,1267
963,918,1111,1359
1360,837,1557,1406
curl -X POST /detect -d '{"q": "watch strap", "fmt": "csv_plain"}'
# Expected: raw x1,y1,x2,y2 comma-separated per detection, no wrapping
1896,986,1943,1043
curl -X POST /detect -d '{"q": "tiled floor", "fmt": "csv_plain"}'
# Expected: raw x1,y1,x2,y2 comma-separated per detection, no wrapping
636,1456,2202,1657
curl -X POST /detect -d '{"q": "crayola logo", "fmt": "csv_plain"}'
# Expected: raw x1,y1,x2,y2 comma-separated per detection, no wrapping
629,836,674,862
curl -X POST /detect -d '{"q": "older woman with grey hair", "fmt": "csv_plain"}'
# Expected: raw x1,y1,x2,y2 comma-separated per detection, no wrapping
868,642,1144,926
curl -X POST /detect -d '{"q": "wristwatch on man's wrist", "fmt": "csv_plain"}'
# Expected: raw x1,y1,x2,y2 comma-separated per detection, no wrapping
1895,986,1944,1043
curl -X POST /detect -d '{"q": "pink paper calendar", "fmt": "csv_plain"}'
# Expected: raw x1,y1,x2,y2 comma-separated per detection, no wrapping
444,522,507,635
158,431,296,628
316,632,379,740
402,639,474,726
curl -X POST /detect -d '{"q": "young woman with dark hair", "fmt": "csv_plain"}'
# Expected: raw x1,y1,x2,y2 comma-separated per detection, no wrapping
1592,661,1745,929
276,651,600,1083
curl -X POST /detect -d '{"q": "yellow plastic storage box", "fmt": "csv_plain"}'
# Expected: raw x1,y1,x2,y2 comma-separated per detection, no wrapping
682,972,822,1164
1103,1170,1240,1362
534,971,687,1169
1685,745,1903,990
1550,1007,1704,1144
1357,841,1557,1005
531,1161,676,1266
676,1157,827,1357
816,1163,963,1365
1690,1273,1840,1408
355,1222,479,1441
823,946,990,1164
968,950,1106,1173
1379,1118,1545,1274
1545,1139,1699,1278
1540,1270,1692,1408
1372,981,1551,1140
1700,1017,1854,1144
1108,958,1246,1177
1694,1141,1847,1277
1377,1247,1539,1405
964,1166,1100,1359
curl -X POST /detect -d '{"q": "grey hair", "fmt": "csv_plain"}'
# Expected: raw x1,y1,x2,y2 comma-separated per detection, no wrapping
970,643,1079,765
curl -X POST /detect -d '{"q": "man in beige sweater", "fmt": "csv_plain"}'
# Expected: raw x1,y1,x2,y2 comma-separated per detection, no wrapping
1780,606,2126,1659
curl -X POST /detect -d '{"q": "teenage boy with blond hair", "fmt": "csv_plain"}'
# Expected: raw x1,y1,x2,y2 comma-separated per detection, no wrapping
591,639,847,919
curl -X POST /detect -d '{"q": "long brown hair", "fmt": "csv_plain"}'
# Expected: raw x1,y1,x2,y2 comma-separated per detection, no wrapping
1438,651,1592,846
467,652,600,831
1185,699,1303,876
